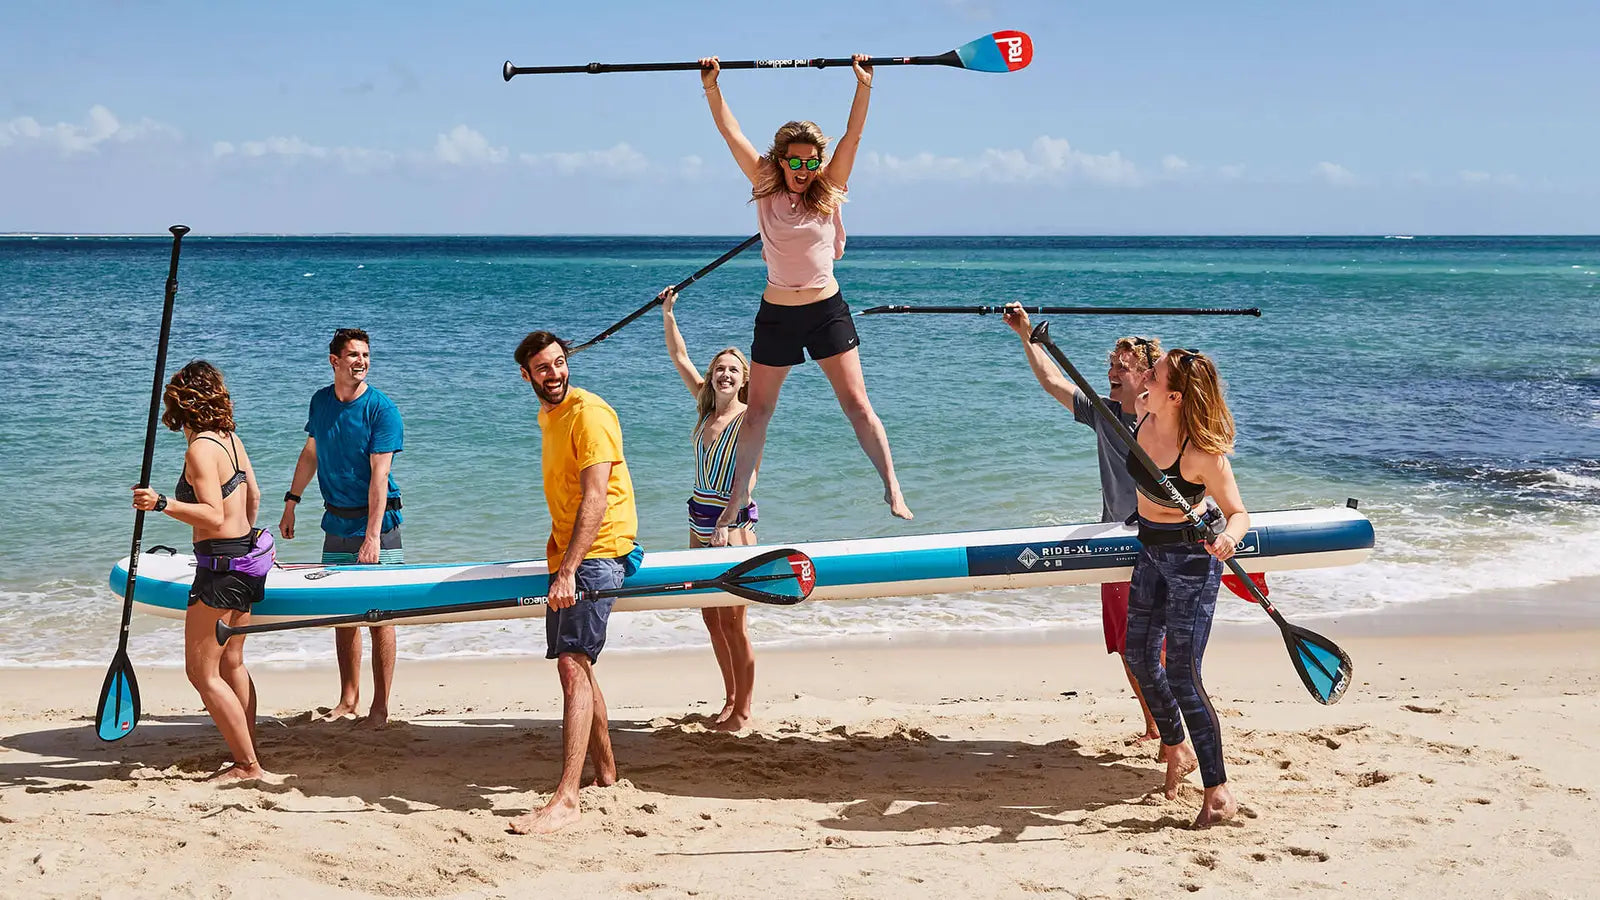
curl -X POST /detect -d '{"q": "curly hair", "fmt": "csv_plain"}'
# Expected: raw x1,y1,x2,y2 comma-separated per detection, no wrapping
161,360,236,433
750,120,848,217
1110,335,1162,372
1165,349,1235,456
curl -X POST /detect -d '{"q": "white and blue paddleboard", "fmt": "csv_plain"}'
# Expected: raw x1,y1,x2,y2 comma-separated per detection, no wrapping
110,505,1375,626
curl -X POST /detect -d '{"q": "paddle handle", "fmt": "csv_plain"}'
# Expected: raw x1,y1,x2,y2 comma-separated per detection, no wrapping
506,54,953,79
118,225,191,645
860,305,1262,317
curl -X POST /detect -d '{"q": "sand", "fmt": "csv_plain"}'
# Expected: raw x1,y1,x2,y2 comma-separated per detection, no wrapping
3,585,1598,899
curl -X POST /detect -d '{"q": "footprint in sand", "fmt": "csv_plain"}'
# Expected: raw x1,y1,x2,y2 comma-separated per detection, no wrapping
1285,846,1331,862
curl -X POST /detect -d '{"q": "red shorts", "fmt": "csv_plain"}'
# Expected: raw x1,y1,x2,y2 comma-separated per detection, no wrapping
1101,581,1131,655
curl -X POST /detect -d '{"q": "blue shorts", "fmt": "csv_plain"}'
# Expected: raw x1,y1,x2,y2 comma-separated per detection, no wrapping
545,556,625,663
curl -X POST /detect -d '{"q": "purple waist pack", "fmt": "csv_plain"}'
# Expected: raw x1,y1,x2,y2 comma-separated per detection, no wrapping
195,528,276,578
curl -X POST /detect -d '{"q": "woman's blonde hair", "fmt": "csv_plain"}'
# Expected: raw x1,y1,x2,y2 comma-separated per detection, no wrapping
1165,349,1235,455
696,347,750,423
750,120,847,217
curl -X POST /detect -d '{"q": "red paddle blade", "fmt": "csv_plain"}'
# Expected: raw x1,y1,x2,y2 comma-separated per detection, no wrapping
1223,572,1269,603
955,31,1033,73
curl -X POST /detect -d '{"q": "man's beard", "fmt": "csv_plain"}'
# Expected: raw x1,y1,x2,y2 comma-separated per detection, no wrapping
534,376,568,406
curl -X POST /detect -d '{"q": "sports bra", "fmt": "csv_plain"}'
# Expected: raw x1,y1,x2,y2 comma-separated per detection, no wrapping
176,433,247,503
1126,415,1206,508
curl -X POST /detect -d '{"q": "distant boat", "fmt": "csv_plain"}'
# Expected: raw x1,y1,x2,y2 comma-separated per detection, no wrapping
1383,235,1416,240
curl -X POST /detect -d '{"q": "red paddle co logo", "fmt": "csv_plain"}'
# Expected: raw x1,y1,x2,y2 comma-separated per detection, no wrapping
993,30,1032,71
788,555,816,596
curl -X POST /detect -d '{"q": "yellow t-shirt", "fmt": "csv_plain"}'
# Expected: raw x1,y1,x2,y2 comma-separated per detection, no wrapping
538,387,637,562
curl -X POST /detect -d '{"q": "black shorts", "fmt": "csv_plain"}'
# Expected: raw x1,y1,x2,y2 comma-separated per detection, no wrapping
750,291,859,367
188,535,266,613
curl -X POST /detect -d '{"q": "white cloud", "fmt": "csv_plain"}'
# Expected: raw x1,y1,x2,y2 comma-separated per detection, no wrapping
434,125,507,166
0,105,177,153
1459,169,1521,187
1314,161,1359,186
1161,154,1191,174
212,135,396,172
519,142,650,176
865,136,1142,186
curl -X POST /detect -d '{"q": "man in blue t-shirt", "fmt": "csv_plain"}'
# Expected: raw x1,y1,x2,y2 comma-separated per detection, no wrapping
1003,304,1164,743
279,327,405,726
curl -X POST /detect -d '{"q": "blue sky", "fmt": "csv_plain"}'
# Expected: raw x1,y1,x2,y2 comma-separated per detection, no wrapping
2,0,1596,234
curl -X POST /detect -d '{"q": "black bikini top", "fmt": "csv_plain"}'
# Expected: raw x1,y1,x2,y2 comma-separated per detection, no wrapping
1126,414,1206,509
176,433,246,503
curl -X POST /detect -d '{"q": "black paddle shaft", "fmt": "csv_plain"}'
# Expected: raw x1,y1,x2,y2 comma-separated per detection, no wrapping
217,549,812,644
117,225,191,647
1028,321,1284,620
505,54,955,80
570,233,760,354
861,305,1262,317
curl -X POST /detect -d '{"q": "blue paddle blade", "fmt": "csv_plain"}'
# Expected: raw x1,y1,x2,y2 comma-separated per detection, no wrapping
1286,625,1353,705
954,31,1033,73
95,653,141,741
720,549,816,605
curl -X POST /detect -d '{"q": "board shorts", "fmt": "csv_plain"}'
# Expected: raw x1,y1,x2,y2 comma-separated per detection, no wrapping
1101,581,1131,655
321,526,404,565
188,532,270,613
750,291,859,367
546,556,625,664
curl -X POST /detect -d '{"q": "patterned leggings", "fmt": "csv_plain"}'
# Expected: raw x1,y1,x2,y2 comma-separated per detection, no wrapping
1124,522,1227,788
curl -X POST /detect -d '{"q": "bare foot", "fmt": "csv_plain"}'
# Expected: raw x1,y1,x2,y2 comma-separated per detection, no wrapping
507,796,581,835
206,761,271,783
1132,727,1163,744
359,708,390,729
320,703,359,721
885,486,913,520
1162,742,1199,800
709,712,749,733
589,767,618,788
712,700,736,725
1193,784,1238,828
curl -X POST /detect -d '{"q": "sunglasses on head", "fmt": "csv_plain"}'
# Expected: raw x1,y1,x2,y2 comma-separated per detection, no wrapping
785,157,822,171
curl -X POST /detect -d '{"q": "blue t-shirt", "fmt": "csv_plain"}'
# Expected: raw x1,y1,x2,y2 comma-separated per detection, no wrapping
305,384,404,538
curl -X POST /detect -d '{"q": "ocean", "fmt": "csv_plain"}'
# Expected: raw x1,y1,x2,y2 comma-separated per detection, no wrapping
1,235,1596,668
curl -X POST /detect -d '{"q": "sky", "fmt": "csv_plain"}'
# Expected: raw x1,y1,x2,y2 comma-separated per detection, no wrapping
2,0,1597,235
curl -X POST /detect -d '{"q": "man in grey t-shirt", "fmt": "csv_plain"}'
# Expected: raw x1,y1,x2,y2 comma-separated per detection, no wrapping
1005,304,1163,742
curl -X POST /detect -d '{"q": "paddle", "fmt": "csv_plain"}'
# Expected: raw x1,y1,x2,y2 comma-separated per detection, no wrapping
505,31,1033,79
1028,321,1354,705
95,224,191,742
860,304,1262,317
217,547,816,644
570,234,761,354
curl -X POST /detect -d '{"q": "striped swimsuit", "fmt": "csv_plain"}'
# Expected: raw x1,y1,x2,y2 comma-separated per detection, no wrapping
687,410,758,540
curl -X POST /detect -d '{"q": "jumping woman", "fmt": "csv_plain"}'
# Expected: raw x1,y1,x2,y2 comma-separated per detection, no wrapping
662,286,760,731
698,53,912,546
1124,349,1249,827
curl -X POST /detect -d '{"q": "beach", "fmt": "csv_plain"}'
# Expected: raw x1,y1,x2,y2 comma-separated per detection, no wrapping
4,579,1596,898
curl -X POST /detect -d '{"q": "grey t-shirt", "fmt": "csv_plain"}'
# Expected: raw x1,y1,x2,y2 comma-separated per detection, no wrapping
1072,392,1139,524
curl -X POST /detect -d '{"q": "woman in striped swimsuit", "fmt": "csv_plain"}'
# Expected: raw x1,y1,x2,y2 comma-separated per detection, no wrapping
663,286,760,731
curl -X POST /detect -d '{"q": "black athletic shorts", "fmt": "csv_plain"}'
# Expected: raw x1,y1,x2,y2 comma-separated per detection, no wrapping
750,291,859,367
188,535,266,613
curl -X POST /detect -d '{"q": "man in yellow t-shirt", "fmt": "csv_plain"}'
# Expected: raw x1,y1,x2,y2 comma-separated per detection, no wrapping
507,330,639,837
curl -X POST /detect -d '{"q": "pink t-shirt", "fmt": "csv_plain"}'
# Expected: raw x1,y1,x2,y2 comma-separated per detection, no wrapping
755,190,846,290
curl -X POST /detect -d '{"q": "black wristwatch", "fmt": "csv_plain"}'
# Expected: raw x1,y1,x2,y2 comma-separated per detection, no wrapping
284,491,302,504
154,494,169,512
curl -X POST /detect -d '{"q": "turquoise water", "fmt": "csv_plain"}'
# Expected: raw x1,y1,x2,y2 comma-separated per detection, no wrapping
2,235,1597,666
